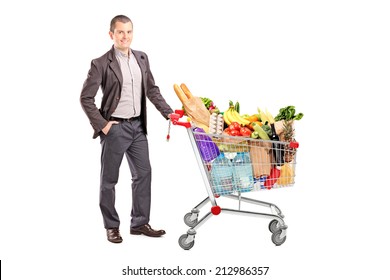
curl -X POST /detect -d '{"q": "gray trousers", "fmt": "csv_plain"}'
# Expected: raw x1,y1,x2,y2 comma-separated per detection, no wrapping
99,119,151,229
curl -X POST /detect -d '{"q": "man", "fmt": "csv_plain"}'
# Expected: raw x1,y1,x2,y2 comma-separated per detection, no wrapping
80,15,173,243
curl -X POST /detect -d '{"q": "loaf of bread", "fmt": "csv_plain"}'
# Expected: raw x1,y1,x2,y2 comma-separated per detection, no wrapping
180,83,193,99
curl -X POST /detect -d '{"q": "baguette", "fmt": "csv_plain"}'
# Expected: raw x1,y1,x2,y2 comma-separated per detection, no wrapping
180,83,193,99
173,84,188,104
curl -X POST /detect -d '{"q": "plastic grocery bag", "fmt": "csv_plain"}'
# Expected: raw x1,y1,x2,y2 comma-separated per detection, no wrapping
193,127,220,162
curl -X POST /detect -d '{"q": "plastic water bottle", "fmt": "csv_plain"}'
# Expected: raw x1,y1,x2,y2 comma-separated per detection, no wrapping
210,153,234,195
232,152,254,193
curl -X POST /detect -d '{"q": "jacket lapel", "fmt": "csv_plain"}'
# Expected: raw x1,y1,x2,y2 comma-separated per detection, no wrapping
108,47,123,87
132,51,147,92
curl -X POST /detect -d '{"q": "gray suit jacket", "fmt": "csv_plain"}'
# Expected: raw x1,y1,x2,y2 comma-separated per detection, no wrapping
80,46,173,138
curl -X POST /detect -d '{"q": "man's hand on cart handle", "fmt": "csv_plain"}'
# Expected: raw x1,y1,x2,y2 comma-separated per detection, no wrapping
168,110,191,129
169,113,181,123
167,110,187,142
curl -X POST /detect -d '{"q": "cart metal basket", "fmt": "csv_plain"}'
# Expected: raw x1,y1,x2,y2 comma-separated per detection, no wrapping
168,110,299,250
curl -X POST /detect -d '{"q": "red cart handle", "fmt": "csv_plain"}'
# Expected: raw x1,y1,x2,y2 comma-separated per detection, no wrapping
170,109,191,128
166,110,191,141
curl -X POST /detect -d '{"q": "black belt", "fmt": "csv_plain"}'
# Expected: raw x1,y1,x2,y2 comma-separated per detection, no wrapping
109,116,140,122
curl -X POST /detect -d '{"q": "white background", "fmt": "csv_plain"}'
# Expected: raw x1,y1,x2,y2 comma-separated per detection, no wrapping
1,0,389,279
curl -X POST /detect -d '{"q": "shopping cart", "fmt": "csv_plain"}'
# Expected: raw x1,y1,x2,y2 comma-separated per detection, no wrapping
168,110,299,250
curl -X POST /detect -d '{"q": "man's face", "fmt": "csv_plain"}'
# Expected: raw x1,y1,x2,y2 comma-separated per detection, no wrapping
109,21,133,52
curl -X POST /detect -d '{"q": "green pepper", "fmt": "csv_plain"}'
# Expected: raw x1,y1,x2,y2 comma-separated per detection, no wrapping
251,131,259,139
261,124,272,137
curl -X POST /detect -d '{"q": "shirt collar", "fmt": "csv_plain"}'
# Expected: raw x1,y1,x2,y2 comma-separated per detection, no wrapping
114,47,132,58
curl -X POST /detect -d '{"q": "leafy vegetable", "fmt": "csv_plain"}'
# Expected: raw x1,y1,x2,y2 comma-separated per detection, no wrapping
274,106,304,121
201,97,220,114
201,97,213,108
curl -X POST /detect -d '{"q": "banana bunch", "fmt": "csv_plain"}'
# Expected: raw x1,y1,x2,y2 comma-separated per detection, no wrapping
223,101,250,126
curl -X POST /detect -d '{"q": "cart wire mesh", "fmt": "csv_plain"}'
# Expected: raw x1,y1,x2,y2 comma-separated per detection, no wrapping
192,130,298,196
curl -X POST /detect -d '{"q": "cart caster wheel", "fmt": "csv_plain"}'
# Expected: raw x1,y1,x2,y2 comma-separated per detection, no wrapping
179,234,195,250
271,230,287,246
184,213,198,227
269,219,279,233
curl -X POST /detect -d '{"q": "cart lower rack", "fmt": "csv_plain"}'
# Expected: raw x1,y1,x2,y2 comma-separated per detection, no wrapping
169,110,299,250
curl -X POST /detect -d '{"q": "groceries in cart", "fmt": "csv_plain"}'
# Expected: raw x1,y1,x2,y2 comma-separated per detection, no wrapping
172,83,302,194
170,83,303,249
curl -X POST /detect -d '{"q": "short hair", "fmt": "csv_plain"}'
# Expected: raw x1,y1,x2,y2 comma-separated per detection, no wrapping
110,15,133,32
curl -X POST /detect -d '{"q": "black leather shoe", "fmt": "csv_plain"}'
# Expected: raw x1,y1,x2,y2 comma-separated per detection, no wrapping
130,224,166,237
106,228,123,243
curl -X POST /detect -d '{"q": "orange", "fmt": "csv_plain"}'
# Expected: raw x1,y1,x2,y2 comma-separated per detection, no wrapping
248,115,258,122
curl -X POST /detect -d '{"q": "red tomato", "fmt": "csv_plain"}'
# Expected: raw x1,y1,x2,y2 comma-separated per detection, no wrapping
228,124,236,131
223,128,232,135
240,127,252,137
232,122,241,131
229,129,241,136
